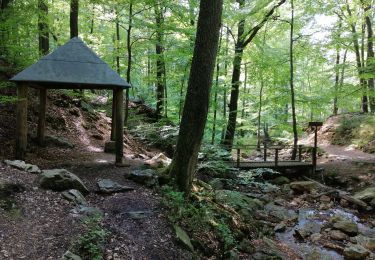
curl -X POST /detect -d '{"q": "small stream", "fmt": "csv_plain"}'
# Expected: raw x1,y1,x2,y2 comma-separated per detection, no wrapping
275,208,375,260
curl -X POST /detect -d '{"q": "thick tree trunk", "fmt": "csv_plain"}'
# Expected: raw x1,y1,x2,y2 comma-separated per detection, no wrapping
290,0,298,160
155,3,166,119
38,0,49,56
70,0,78,39
170,0,223,193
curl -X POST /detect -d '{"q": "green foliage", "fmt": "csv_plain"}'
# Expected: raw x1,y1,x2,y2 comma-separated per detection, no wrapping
162,186,237,253
73,214,110,260
332,114,375,152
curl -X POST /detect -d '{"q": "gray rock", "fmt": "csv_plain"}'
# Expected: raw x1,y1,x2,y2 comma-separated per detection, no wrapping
126,211,153,219
333,220,358,236
355,235,375,251
343,244,370,260
214,190,263,220
264,203,297,221
174,225,194,251
4,160,41,174
39,169,89,195
329,229,348,241
306,249,336,260
45,135,74,148
97,179,133,194
62,189,87,206
274,223,286,232
70,205,102,216
129,169,158,187
104,141,116,153
271,176,290,185
354,186,375,203
209,178,225,190
61,250,82,260
290,181,317,193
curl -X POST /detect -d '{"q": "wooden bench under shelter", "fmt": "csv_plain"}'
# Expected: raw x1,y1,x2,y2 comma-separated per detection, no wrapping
10,37,131,165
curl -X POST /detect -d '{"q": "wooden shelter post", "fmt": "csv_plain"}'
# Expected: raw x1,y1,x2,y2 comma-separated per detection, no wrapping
115,88,124,164
111,90,117,141
15,84,28,159
37,89,47,145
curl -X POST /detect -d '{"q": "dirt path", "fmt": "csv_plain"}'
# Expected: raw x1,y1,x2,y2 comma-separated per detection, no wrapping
319,144,375,162
0,150,191,260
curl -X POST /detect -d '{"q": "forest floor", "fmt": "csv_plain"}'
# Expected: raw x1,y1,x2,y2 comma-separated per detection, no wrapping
1,88,375,259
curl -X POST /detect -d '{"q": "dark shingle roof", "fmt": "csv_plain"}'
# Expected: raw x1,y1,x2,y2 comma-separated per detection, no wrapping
11,37,131,89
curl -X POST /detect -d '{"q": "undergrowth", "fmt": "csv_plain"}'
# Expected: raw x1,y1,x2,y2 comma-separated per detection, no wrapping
72,214,110,260
161,186,238,256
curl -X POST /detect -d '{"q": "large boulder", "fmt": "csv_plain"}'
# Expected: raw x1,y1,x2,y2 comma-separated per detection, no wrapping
45,135,74,148
62,189,87,206
96,179,133,194
144,153,171,169
290,181,317,193
214,190,263,220
343,244,370,260
129,169,158,187
39,169,89,194
333,220,358,236
355,235,375,251
4,160,41,174
353,186,375,203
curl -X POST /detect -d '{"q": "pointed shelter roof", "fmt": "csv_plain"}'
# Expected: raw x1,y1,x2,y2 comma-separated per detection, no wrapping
11,37,131,89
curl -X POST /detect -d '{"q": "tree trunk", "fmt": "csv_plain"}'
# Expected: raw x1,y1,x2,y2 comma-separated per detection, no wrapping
221,27,230,141
38,0,49,56
124,2,133,125
70,0,78,39
222,0,245,148
155,2,166,119
211,28,222,145
290,0,298,160
333,20,342,116
222,0,286,149
363,1,375,112
347,4,368,113
169,0,223,193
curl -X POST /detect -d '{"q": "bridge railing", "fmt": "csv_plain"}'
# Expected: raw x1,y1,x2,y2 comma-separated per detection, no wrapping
222,144,315,168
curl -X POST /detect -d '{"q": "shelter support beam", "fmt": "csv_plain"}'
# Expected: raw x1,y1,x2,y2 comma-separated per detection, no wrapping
111,90,116,141
37,89,47,146
15,84,28,159
114,88,124,164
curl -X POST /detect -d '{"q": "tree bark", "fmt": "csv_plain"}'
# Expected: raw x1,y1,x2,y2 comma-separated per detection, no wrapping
124,2,133,125
346,4,368,113
155,2,166,119
70,0,79,39
363,1,375,112
38,0,49,56
290,0,298,160
169,0,223,193
223,0,286,149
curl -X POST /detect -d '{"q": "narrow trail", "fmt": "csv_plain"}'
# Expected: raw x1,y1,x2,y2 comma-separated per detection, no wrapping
319,144,375,163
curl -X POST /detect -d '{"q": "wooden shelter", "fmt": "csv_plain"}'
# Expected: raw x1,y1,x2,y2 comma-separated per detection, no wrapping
10,37,131,164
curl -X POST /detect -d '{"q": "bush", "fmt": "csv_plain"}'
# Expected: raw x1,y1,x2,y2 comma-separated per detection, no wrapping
73,214,110,260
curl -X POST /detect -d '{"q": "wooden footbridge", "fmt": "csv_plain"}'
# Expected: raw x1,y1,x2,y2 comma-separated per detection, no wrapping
228,122,322,173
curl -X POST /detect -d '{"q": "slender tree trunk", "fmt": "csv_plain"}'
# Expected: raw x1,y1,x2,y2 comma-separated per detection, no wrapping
333,20,342,116
222,0,245,148
221,28,230,141
38,0,49,56
155,3,166,119
0,0,12,56
70,0,78,39
363,1,375,112
347,4,368,113
290,0,298,160
170,0,223,193
124,2,133,125
223,0,286,148
211,28,222,144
